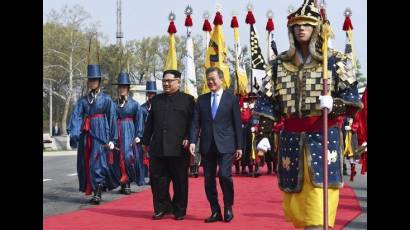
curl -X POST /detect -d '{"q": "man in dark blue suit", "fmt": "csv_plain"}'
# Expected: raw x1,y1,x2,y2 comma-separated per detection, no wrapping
189,67,243,223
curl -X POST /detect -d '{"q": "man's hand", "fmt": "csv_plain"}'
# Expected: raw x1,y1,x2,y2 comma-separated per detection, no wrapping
189,143,196,157
108,141,115,150
235,149,242,161
319,95,333,113
134,137,141,144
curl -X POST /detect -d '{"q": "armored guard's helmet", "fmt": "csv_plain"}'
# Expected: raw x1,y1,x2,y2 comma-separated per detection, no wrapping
279,0,324,62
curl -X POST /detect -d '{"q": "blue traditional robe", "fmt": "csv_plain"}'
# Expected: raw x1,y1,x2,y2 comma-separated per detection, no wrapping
67,91,118,195
114,97,144,185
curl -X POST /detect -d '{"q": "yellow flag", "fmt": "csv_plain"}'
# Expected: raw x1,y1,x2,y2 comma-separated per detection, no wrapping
164,33,177,71
233,27,248,96
203,23,231,94
346,30,357,70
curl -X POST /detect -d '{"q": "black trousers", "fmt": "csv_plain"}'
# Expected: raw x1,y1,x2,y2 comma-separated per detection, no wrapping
149,154,189,216
235,123,252,170
202,140,234,213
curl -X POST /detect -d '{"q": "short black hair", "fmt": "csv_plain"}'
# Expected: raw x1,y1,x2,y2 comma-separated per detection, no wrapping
117,85,130,90
205,67,223,79
163,69,181,78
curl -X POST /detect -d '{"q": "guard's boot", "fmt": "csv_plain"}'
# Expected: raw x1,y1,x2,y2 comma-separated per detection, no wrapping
120,183,126,194
189,166,193,177
254,165,261,177
124,182,131,195
234,162,240,174
91,184,103,205
343,162,348,175
267,162,273,174
193,164,199,178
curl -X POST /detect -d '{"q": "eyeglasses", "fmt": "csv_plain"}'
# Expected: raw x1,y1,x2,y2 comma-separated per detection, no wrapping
162,79,179,84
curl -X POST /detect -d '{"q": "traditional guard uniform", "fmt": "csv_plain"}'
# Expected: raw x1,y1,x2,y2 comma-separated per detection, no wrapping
252,0,363,227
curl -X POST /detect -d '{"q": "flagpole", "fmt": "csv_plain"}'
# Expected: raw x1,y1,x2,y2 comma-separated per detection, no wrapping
266,10,275,62
343,8,357,71
184,26,190,93
202,11,212,95
231,14,240,95
184,5,197,98
246,3,256,94
319,1,329,229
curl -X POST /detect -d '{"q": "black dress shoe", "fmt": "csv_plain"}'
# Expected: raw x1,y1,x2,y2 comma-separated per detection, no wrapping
152,211,166,220
204,212,223,223
174,215,185,220
224,208,234,222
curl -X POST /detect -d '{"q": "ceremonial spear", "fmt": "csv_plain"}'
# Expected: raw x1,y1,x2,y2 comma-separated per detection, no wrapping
317,0,332,229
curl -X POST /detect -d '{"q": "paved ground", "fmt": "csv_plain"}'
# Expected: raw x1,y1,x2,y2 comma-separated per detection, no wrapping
343,163,367,229
43,151,149,217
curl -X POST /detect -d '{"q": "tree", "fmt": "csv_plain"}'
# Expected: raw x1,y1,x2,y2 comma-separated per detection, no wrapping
227,45,251,92
43,5,99,135
191,34,205,94
99,41,138,98
355,59,366,89
125,34,205,88
133,37,162,83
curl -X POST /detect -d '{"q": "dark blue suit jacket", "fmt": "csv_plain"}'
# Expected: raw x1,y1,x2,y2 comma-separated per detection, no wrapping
190,90,243,154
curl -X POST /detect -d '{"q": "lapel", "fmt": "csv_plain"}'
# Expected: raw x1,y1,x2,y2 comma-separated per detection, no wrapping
215,90,226,120
205,93,212,119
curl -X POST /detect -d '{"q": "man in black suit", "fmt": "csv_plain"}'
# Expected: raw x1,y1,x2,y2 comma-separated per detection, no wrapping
189,67,243,223
142,69,195,221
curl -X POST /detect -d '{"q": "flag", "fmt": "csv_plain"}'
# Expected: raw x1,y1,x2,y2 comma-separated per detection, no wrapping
164,12,177,71
266,10,278,62
343,8,357,70
202,11,231,94
183,6,198,98
231,15,248,96
247,9,267,92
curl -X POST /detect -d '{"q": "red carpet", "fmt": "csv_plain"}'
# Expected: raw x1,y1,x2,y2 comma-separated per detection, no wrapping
44,168,361,230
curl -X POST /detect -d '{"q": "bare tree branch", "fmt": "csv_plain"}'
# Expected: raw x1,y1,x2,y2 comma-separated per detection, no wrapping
43,86,67,101
47,49,70,59
46,49,71,66
44,64,70,72
73,57,87,69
